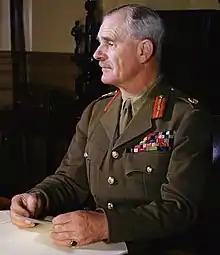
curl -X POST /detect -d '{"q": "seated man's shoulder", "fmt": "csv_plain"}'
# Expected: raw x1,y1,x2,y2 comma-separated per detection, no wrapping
95,90,118,102
93,90,119,109
169,87,211,124
82,90,119,120
171,88,200,110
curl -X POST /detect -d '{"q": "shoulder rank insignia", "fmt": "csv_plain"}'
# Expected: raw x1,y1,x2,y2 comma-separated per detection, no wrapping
104,90,121,112
152,95,167,119
187,97,198,104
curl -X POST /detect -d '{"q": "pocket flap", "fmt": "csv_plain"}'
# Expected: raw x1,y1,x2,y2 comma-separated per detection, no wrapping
125,151,170,176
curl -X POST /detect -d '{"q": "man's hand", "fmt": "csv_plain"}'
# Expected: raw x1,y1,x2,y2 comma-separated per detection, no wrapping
10,193,44,228
51,210,109,247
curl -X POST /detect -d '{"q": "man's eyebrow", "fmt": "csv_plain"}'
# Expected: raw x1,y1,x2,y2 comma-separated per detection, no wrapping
96,36,115,42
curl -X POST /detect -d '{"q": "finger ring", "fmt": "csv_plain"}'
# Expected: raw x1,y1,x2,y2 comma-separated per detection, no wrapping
70,239,77,246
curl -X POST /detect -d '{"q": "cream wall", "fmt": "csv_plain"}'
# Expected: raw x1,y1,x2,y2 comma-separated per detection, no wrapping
32,0,220,53
0,0,10,51
103,0,220,12
32,0,85,52
23,0,32,51
0,0,31,51
0,0,219,52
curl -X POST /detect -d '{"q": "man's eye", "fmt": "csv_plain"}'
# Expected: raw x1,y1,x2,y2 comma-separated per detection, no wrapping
108,42,114,46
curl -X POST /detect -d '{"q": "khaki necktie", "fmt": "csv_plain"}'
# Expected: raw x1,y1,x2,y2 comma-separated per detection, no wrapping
119,99,133,134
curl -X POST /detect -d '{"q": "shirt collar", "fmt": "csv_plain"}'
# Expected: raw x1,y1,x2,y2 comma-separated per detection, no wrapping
120,75,162,108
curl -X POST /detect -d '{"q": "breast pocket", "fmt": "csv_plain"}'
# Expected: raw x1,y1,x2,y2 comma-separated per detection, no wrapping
124,151,171,201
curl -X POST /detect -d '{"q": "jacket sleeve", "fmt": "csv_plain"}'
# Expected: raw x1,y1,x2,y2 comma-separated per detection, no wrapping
30,102,94,215
104,109,213,243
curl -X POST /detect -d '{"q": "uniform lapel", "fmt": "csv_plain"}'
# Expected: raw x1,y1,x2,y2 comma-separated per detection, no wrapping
100,94,121,141
113,79,171,150
113,98,154,149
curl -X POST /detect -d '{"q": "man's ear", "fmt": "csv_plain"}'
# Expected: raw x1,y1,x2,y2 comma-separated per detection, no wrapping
138,39,154,63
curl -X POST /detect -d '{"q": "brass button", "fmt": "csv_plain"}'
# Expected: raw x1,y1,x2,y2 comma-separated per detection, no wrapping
112,151,119,159
146,166,153,173
107,202,114,210
108,176,115,185
84,152,88,158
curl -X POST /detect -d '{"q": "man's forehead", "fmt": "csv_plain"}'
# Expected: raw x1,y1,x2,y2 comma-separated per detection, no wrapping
98,13,127,39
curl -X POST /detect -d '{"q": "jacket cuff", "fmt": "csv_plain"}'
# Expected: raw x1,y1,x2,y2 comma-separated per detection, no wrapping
27,188,49,215
96,207,131,243
105,209,129,243
95,207,110,242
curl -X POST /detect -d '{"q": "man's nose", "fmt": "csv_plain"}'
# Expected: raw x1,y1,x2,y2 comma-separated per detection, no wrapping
93,48,100,60
93,46,105,60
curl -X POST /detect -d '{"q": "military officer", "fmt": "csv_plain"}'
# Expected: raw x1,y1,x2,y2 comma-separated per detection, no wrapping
10,4,212,254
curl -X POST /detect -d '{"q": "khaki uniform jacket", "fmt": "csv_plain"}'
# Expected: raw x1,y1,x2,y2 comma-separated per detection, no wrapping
32,79,212,243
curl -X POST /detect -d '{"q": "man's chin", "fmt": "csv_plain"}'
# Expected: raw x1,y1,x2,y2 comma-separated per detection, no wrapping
101,76,116,85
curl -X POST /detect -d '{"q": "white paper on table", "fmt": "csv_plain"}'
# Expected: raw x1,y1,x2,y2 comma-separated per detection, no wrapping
0,211,127,255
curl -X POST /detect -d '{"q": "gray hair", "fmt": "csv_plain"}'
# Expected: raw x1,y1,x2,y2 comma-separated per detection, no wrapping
104,4,165,61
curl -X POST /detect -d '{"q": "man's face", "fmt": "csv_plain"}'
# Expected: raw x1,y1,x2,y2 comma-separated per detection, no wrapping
93,12,141,88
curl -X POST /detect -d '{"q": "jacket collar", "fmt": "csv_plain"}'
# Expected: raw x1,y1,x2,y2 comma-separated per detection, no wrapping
100,77,171,149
